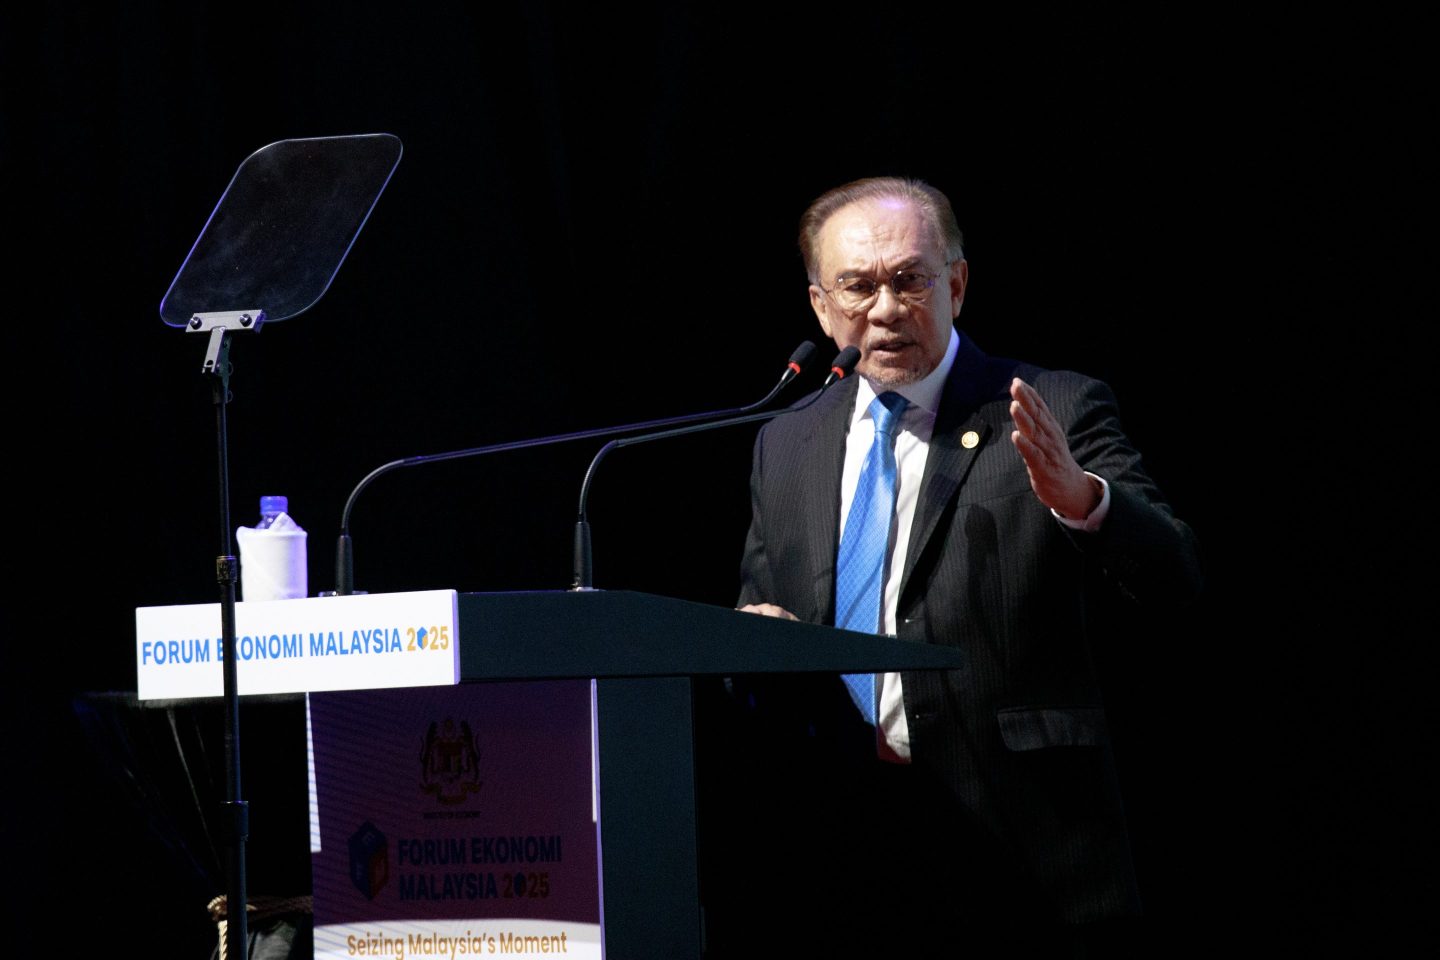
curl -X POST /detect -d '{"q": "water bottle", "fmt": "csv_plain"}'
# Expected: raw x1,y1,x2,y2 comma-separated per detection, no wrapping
256,495,288,529
237,495,308,601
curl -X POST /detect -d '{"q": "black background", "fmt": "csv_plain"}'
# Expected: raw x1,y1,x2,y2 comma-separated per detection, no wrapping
1,3,1423,956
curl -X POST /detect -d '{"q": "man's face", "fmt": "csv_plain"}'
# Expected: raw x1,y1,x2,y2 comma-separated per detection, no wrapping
809,197,967,387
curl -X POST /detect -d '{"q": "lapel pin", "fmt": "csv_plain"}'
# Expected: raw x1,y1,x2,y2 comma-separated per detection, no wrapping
961,430,980,449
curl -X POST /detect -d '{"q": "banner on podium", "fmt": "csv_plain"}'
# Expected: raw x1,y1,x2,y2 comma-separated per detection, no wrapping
308,681,603,958
134,590,460,700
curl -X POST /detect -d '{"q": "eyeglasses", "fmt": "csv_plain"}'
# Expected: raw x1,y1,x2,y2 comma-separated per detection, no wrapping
818,264,948,313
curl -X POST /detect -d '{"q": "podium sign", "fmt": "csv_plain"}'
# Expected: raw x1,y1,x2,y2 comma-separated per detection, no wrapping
134,590,460,700
308,681,602,959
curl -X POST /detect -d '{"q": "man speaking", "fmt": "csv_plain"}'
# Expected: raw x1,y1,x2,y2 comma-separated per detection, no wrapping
725,176,1202,955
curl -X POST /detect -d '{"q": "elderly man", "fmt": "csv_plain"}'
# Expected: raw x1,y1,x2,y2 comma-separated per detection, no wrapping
724,176,1201,953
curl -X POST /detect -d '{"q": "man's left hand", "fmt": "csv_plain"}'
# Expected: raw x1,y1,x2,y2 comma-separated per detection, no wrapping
1009,377,1102,521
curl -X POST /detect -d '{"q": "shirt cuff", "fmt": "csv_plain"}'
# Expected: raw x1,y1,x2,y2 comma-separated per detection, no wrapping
1052,473,1109,533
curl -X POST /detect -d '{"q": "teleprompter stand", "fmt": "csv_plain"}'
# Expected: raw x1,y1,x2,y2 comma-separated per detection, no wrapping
158,133,402,960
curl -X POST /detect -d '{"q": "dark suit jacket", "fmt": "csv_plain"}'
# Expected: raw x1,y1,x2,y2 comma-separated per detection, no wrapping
734,331,1202,928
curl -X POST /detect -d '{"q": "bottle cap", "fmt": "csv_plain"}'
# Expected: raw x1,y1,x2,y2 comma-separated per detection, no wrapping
260,495,289,517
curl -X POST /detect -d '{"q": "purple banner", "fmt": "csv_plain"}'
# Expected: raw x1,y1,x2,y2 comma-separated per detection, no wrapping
309,680,602,944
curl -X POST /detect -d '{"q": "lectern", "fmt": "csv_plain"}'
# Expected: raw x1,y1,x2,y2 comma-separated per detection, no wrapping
446,590,966,959
132,589,965,958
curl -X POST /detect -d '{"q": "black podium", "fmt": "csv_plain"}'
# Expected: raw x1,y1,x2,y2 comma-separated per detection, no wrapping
451,590,966,959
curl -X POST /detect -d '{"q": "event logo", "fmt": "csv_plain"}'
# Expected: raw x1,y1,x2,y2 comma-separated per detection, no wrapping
419,717,483,805
348,821,389,899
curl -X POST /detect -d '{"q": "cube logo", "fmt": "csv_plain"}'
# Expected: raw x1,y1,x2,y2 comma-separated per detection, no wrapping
348,821,389,899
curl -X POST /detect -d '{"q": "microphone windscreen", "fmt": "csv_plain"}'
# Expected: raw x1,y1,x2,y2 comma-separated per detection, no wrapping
830,345,861,378
788,341,818,371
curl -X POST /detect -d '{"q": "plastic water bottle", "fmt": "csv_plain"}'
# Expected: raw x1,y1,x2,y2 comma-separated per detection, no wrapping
256,495,289,529
238,496,308,601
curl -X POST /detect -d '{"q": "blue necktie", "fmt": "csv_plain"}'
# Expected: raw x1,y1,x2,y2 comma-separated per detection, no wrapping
836,391,908,724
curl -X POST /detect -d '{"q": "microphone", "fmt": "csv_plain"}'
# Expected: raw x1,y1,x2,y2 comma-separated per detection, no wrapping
331,341,818,595
776,340,817,393
824,345,861,387
571,345,861,590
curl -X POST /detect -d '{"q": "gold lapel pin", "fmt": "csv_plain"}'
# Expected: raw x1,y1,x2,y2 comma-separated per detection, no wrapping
961,430,980,449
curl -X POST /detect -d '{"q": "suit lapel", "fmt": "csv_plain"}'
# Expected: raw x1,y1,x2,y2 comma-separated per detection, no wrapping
899,336,1010,603
799,376,858,625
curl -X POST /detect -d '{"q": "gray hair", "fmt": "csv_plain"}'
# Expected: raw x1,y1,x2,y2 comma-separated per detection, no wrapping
798,176,965,282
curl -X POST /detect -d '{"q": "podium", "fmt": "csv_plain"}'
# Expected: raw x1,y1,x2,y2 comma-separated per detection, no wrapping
126,589,965,958
449,590,966,959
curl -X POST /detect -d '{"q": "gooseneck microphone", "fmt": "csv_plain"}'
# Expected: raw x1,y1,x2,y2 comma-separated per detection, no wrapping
823,345,862,388
332,341,818,595
571,345,860,590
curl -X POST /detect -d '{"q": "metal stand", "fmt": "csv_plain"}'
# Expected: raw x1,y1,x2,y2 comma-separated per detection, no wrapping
191,309,266,960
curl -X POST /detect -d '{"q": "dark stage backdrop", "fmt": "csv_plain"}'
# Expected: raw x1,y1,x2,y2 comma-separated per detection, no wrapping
1,3,1421,957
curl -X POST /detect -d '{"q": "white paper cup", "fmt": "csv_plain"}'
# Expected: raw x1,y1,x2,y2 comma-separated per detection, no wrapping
237,526,308,601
